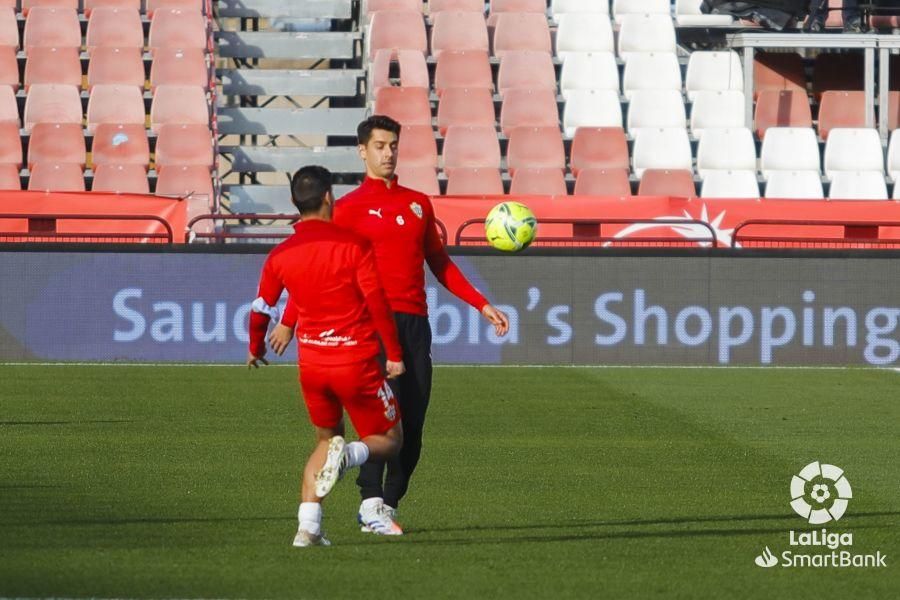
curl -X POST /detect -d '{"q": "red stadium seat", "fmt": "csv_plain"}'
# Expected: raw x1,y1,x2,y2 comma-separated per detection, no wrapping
27,162,85,191
24,46,82,90
370,49,429,94
430,0,484,13
0,7,17,49
637,169,696,197
368,10,427,58
92,163,150,193
23,8,81,51
92,123,150,168
492,13,551,57
497,51,556,98
445,167,504,195
84,0,141,17
149,9,208,51
150,48,209,91
754,52,806,99
87,84,146,133
87,47,145,90
0,46,18,91
22,0,78,17
86,8,144,52
0,83,17,123
499,88,558,136
395,165,439,195
23,84,82,131
0,120,21,167
509,168,567,195
146,0,205,18
812,53,864,99
818,91,865,139
155,164,213,198
574,168,631,196
437,87,495,135
373,86,432,127
569,127,629,177
27,122,85,169
155,123,214,171
434,50,493,96
150,85,209,132
0,163,20,189
489,0,546,20
430,11,489,60
396,124,438,168
754,90,812,139
442,125,501,170
506,126,566,176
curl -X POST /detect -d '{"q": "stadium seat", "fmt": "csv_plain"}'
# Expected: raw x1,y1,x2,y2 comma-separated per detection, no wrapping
637,169,696,197
613,0,670,24
150,85,209,132
754,90,812,139
888,130,900,180
24,8,81,51
91,163,150,193
632,128,693,179
446,167,504,195
370,49,428,94
442,125,501,170
763,171,824,199
563,89,622,137
146,0,205,18
434,50,493,96
700,170,760,199
430,11,488,60
87,84,146,133
0,7,18,50
155,123,214,171
823,128,884,178
551,0,609,25
510,168,567,196
626,90,687,135
27,162,85,192
675,0,734,26
760,127,821,177
368,10,427,58
91,123,150,168
27,122,86,169
396,124,438,168
373,86,431,127
23,84,82,132
0,84,17,124
149,9,209,51
497,51,556,98
87,47,145,90
754,52,806,98
685,51,743,101
395,166,439,196
436,87,495,135
429,0,484,14
364,0,422,20
499,88,559,136
828,171,888,200
22,0,78,16
0,164,21,189
569,127,629,177
622,52,682,99
812,53,864,99
488,0,545,21
23,46,82,90
155,164,213,199
0,46,17,92
617,14,676,61
84,0,142,17
574,168,631,196
555,13,615,60
506,126,566,176
690,91,746,138
493,12,552,58
86,7,144,51
559,52,619,100
0,120,21,167
818,91,866,139
695,128,756,178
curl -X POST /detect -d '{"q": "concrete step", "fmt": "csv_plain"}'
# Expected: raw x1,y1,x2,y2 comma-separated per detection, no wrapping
217,107,366,136
216,0,352,19
225,184,356,212
219,145,362,173
218,68,363,96
215,31,359,59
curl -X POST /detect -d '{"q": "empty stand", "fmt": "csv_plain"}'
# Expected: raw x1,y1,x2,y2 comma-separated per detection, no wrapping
818,91,866,139
617,14,676,60
155,164,213,198
564,89,622,137
632,128,693,179
91,163,151,194
0,47,18,91
23,0,79,15
613,0,670,24
86,7,144,51
555,13,614,59
622,52,682,99
446,168,504,195
0,7,17,49
87,47,146,90
27,162,85,192
552,0,609,25
149,8,209,51
368,10,427,58
497,51,556,97
437,87,495,135
574,168,631,196
395,165,439,196
434,50,493,96
888,130,900,179
84,0,141,16
0,164,20,189
489,0,545,20
430,0,484,14
760,127,821,176
812,53,864,98
764,171,824,199
23,83,82,131
823,128,884,177
510,168,567,196
637,169,696,197
370,49,428,95
700,170,760,198
396,124,438,168
430,11,488,59
87,84,146,133
559,52,619,100
828,171,888,200
626,90,686,134
569,127,629,177
442,125,502,170
754,52,806,98
493,12,551,57
696,128,756,177
150,85,210,132
155,123,215,171
373,86,431,126
690,90,745,138
685,51,743,100
500,88,558,136
754,90,812,139
24,8,81,51
27,122,85,168
91,123,150,168
23,46,82,90
506,126,566,176
0,83,17,124
0,120,21,167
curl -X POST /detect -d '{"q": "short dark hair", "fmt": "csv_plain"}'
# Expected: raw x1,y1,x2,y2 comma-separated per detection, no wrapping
290,166,332,214
357,115,401,145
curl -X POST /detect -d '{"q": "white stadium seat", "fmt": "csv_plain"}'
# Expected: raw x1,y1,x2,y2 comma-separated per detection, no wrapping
563,89,623,137
560,52,619,100
764,171,825,199
828,171,888,200
613,0,670,24
618,14,676,60
555,13,615,59
690,90,746,138
888,129,900,181
622,52,682,99
700,170,760,198
823,128,884,178
685,51,743,101
760,128,821,178
632,127,693,178
551,0,609,25
696,127,756,177
626,90,686,134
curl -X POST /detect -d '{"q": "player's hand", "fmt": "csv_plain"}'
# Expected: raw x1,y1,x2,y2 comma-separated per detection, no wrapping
385,360,406,379
246,352,269,369
482,304,510,337
268,323,294,356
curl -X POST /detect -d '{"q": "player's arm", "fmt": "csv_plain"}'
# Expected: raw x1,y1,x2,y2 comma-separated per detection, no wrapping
423,202,510,336
355,243,405,378
247,256,283,368
268,298,297,356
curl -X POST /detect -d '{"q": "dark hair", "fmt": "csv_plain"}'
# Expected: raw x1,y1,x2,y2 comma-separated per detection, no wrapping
357,114,401,145
290,166,332,214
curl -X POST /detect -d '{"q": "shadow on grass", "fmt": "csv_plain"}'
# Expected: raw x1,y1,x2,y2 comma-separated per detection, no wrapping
0,420,133,426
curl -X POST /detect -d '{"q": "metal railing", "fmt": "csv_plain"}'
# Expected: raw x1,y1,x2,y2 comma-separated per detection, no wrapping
732,219,900,249
0,214,174,243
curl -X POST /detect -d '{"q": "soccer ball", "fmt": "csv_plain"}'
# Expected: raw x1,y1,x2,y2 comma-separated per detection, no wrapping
484,201,537,252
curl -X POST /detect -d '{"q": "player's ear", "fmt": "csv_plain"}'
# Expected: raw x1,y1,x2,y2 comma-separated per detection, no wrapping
357,143,367,161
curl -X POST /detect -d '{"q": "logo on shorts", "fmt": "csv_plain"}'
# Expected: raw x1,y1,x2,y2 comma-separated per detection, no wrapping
377,381,397,421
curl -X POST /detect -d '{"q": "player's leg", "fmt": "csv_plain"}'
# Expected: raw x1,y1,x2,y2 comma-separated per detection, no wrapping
295,422,343,547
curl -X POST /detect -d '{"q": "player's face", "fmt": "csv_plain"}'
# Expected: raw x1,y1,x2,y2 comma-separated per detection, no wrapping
360,129,399,180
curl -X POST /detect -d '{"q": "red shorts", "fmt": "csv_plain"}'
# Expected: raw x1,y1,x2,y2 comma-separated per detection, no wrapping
298,358,400,438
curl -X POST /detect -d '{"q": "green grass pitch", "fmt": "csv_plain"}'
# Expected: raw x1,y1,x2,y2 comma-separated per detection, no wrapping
1,365,898,598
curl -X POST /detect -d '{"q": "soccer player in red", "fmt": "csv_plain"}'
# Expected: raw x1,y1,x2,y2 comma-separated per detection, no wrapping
271,116,510,535
247,165,406,547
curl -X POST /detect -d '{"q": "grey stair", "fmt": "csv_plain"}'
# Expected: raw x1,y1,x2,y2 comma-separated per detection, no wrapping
225,184,355,212
220,146,362,173
218,68,363,96
217,0,352,19
215,31,358,59
218,108,367,136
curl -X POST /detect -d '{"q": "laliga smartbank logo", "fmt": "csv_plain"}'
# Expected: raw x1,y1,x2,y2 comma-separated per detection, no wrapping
753,462,887,569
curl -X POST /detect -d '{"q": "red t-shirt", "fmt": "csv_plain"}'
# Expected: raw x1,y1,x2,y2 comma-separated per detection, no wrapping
248,219,402,365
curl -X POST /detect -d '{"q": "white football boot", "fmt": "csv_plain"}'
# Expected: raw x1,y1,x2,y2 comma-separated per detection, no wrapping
357,499,403,535
292,528,332,547
314,436,348,498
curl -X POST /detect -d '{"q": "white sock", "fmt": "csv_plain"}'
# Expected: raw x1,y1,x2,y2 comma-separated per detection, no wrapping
361,497,383,513
345,441,369,468
298,502,322,535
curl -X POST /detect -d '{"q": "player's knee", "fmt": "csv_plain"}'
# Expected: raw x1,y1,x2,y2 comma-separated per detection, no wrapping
385,424,403,457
